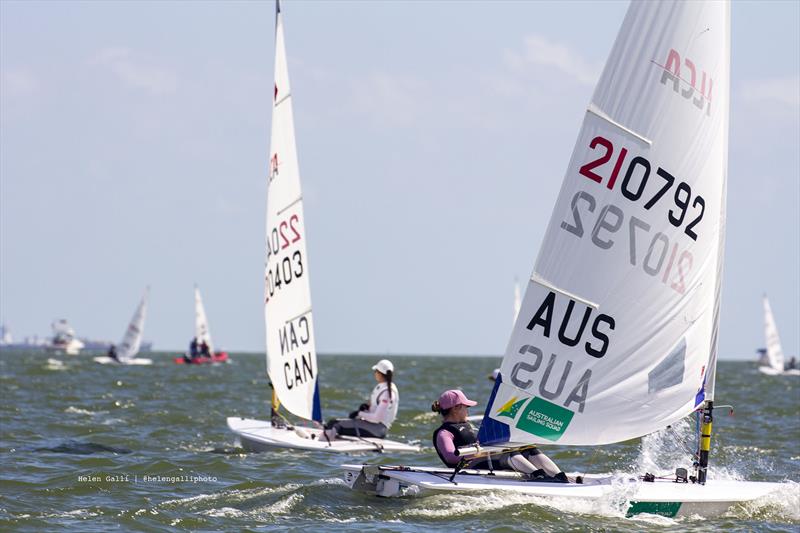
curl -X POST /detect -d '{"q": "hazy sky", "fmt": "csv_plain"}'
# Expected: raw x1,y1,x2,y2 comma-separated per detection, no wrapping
1,1,798,359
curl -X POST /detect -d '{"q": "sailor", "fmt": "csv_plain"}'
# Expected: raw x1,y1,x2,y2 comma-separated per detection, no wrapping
107,344,118,361
431,389,568,483
786,357,797,370
324,359,398,440
189,337,199,358
199,340,210,358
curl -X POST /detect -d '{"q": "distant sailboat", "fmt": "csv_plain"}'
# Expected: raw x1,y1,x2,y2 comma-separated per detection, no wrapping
758,295,799,376
174,286,229,364
94,288,152,365
226,1,417,453
345,0,787,515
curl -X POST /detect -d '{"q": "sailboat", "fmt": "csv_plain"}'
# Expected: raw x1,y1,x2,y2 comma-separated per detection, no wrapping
344,0,786,516
94,288,153,365
758,296,799,376
226,1,417,454
173,286,229,364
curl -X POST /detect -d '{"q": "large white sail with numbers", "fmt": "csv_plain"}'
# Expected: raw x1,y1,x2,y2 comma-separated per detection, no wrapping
345,1,787,509
263,0,320,422
479,1,730,447
761,295,784,372
226,1,418,454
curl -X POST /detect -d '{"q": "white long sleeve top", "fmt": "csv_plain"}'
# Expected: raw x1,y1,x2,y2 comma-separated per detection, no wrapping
357,382,399,428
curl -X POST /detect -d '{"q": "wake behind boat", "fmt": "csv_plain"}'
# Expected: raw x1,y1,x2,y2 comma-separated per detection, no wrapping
226,1,417,455
344,0,787,516
93,288,152,366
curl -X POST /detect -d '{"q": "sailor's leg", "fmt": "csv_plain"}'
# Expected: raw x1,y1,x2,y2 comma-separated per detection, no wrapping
522,448,561,478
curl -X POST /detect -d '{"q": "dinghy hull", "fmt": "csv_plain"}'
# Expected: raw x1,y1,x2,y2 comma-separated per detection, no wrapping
93,356,153,365
174,352,229,365
226,417,419,454
758,366,800,376
342,464,784,518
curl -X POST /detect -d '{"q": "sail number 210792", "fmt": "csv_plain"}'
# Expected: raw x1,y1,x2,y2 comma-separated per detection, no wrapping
578,135,705,241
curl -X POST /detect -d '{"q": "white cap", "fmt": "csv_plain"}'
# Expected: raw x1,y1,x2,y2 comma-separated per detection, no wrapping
372,359,394,374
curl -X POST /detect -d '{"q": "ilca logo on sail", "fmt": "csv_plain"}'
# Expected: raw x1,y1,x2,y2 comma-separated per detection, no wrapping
654,45,715,116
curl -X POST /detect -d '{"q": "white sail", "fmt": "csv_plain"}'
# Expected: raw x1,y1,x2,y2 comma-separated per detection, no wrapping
264,0,321,422
118,288,148,361
762,295,784,371
480,1,730,446
194,286,215,355
513,279,522,324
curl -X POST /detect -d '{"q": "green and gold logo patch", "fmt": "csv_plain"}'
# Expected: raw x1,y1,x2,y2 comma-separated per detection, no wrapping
495,396,528,419
515,397,574,442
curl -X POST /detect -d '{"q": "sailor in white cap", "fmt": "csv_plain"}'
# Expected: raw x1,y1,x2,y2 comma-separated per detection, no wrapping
324,359,399,440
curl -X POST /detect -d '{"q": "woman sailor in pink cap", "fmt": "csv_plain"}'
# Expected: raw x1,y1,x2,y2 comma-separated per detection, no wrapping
324,359,399,440
432,389,567,482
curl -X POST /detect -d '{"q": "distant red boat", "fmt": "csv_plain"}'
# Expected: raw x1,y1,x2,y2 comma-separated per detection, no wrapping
174,352,229,365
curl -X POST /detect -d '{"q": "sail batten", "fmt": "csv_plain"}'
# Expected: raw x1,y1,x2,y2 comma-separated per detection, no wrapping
480,1,730,446
586,104,652,145
264,3,321,423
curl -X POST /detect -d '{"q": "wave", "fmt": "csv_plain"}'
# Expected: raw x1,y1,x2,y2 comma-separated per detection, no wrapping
35,440,132,455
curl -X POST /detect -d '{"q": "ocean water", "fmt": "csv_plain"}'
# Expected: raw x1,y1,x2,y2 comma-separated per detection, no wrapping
0,353,797,531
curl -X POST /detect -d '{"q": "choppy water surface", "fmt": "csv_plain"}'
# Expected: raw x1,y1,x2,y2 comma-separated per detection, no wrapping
0,353,797,531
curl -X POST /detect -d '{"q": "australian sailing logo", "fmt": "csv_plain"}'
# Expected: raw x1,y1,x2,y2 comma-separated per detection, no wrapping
655,48,714,116
496,395,575,442
496,396,527,419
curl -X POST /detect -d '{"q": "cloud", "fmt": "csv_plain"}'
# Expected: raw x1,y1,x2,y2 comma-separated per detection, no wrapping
505,34,602,86
740,76,800,110
1,68,39,96
349,72,428,127
90,47,178,95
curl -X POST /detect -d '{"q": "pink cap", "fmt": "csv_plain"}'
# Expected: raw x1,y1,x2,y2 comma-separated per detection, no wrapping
438,389,477,410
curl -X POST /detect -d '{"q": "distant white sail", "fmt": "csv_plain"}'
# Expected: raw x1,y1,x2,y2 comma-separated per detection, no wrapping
762,295,784,371
264,1,321,422
194,286,215,356
513,280,522,324
118,288,148,361
480,1,729,446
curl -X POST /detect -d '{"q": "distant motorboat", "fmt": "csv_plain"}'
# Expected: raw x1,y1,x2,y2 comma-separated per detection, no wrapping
47,319,84,355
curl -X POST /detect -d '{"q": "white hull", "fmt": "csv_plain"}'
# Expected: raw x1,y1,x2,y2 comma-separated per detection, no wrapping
758,366,800,376
47,340,84,355
93,356,153,366
342,464,784,518
227,417,419,454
